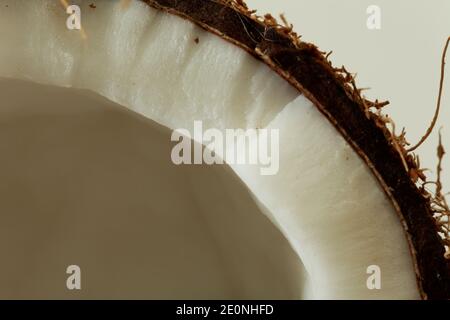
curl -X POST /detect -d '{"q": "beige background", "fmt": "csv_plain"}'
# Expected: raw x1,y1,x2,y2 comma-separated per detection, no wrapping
248,0,450,192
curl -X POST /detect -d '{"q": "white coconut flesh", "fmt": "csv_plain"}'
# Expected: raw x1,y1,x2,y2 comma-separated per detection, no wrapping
0,0,420,299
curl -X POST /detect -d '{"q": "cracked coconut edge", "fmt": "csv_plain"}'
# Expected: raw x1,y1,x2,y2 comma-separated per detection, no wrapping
140,0,450,299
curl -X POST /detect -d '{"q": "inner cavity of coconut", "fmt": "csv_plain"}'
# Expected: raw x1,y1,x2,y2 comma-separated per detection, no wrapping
0,78,308,299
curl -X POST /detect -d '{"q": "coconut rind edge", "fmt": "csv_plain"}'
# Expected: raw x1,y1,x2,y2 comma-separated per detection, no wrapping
141,0,450,299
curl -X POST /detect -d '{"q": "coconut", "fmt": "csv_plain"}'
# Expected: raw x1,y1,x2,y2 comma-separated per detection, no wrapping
0,0,448,299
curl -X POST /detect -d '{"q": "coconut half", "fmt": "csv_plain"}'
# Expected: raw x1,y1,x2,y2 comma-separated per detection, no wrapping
0,0,448,299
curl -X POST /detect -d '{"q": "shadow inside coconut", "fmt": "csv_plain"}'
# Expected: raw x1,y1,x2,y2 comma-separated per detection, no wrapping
0,78,308,299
